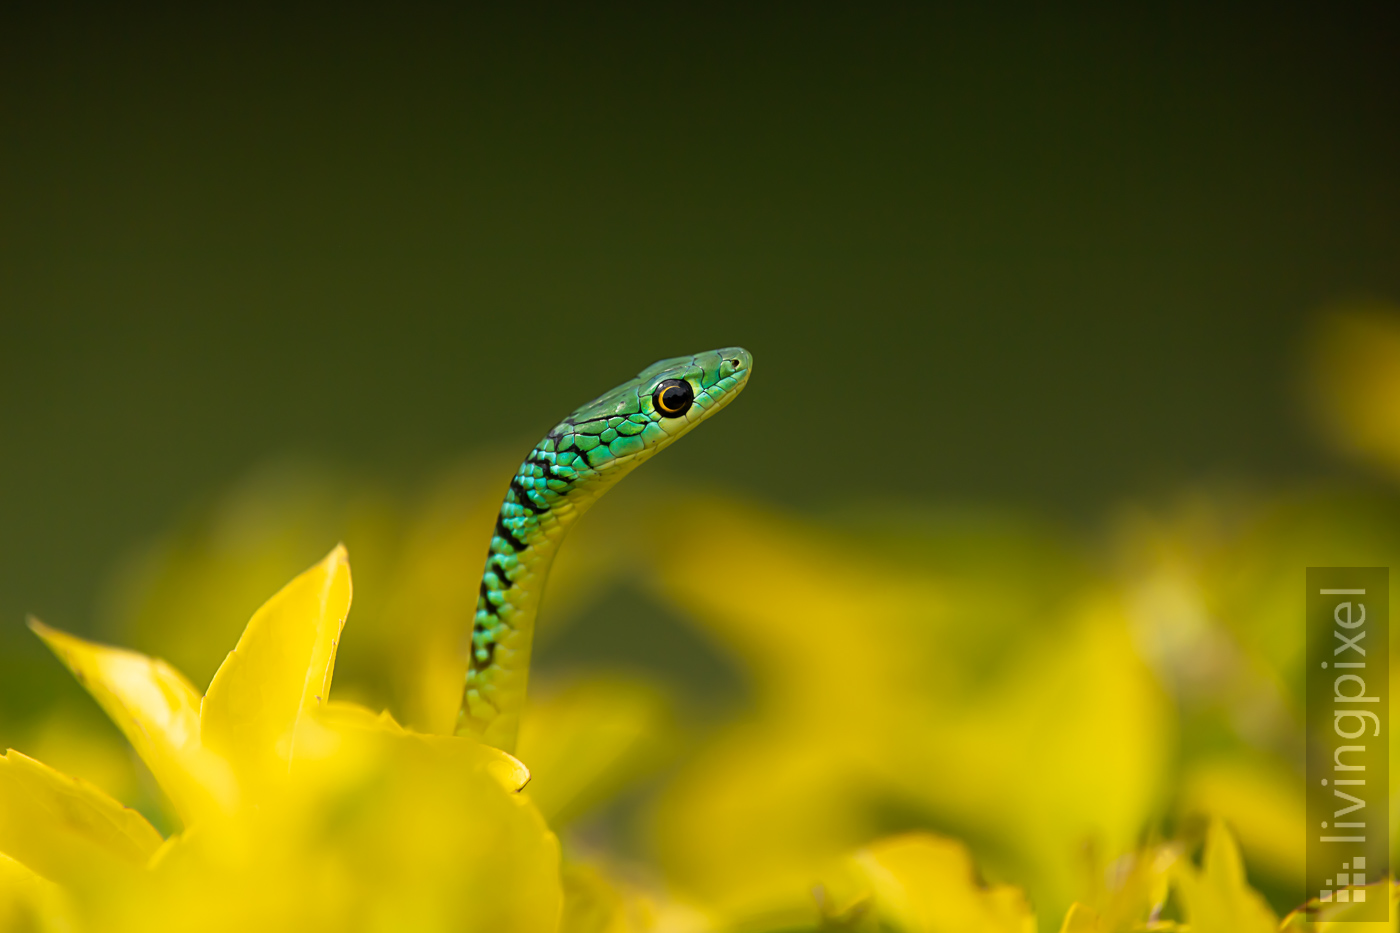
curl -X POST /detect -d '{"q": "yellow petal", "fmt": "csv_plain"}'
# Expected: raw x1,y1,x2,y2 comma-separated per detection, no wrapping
28,619,237,825
845,833,1036,933
1056,903,1101,933
412,732,532,795
1171,818,1277,933
314,700,407,734
1079,844,1176,933
301,700,533,795
201,544,352,789
0,851,73,932
0,749,162,887
137,713,560,932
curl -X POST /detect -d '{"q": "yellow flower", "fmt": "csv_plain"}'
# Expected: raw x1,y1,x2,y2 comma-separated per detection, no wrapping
1,546,560,932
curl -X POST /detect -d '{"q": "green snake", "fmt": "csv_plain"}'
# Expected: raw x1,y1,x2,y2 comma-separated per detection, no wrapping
456,348,753,752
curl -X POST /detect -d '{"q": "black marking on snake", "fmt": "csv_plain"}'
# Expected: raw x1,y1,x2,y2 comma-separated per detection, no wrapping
491,559,514,589
494,515,528,552
530,461,574,495
547,422,573,448
509,478,547,513
526,459,559,480
528,455,572,482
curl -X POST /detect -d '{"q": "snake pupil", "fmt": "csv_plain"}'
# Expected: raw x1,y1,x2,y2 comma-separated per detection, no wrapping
653,379,694,417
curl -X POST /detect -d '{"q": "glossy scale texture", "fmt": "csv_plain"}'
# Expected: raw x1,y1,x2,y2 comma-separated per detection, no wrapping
457,348,752,751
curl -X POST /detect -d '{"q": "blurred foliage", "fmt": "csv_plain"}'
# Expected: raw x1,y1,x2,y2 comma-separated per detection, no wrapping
1307,305,1400,478
4,305,1400,929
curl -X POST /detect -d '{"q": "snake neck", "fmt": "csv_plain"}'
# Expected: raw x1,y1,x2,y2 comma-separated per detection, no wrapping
456,424,635,752
454,347,753,752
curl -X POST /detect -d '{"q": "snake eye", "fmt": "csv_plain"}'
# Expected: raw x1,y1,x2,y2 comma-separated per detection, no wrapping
653,379,694,418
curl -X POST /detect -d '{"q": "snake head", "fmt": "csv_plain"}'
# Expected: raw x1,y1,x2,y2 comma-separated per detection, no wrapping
559,346,753,472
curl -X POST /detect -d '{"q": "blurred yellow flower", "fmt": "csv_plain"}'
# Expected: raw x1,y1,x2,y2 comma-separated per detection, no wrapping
517,676,677,828
1307,303,1400,476
640,497,1171,925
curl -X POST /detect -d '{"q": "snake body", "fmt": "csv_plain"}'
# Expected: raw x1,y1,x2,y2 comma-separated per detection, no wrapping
456,347,752,751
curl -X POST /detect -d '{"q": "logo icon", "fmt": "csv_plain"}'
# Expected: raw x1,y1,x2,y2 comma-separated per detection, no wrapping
1318,856,1366,903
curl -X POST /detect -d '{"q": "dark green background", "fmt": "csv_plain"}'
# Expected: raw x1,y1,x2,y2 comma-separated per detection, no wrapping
3,5,1398,639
